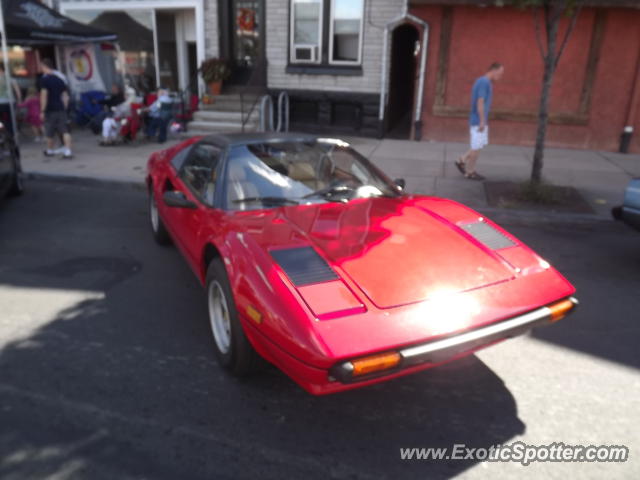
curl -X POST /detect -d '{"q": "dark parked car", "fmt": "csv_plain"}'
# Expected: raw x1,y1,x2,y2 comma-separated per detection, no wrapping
612,178,640,231
0,122,23,200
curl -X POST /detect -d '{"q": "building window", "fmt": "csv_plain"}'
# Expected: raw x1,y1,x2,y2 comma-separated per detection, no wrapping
329,0,364,65
290,0,323,64
289,0,364,66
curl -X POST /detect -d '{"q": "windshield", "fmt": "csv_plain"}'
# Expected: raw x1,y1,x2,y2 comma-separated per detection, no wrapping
224,140,401,210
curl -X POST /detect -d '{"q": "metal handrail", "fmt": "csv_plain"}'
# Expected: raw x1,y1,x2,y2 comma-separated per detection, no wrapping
276,91,289,132
240,56,268,132
177,74,200,132
241,93,262,132
258,91,290,133
259,95,274,132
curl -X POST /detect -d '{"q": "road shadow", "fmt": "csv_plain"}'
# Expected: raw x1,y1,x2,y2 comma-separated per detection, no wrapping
504,221,640,370
0,181,525,479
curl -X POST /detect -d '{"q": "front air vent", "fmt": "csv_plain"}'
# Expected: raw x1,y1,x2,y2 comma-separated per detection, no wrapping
270,247,338,286
460,221,516,250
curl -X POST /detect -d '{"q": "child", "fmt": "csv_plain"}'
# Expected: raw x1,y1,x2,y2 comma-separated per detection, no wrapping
19,87,44,141
100,94,132,146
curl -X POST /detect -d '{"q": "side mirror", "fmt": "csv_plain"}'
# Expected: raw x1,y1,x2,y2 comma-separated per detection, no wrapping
163,190,197,209
394,178,406,190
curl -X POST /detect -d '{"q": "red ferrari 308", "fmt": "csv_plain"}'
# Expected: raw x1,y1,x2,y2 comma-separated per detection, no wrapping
146,133,577,395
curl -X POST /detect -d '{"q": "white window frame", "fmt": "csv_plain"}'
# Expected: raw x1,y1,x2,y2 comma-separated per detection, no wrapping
289,0,324,65
328,0,364,66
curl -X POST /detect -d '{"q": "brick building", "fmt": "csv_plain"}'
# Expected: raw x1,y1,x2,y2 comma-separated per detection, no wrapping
410,0,640,153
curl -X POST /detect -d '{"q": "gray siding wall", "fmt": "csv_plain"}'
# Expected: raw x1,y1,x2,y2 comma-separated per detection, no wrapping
266,0,404,94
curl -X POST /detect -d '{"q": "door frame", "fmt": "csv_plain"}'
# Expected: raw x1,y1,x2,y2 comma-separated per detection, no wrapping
386,23,420,139
378,15,429,141
218,0,266,87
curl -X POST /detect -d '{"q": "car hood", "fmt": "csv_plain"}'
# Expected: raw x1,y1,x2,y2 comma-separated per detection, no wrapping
232,197,515,309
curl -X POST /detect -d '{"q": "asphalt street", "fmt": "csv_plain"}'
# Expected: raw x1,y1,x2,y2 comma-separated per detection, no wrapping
0,181,638,480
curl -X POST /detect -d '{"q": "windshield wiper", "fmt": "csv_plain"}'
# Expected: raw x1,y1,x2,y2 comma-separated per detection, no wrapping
302,182,356,199
232,196,299,206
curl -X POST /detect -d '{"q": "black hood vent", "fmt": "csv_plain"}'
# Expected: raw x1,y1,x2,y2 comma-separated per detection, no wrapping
460,221,515,250
270,247,338,286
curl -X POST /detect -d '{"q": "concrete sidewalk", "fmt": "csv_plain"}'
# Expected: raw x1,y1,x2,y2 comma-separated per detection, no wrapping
19,129,640,217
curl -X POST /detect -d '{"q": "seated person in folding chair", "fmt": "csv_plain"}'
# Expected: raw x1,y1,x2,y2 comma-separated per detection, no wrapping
100,86,136,145
144,88,172,143
88,84,124,132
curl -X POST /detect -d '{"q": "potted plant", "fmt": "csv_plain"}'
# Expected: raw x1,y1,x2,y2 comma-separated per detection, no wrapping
199,58,231,96
201,93,214,105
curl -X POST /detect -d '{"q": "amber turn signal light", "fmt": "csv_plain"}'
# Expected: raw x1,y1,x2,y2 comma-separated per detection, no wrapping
548,298,576,322
350,352,402,377
246,305,263,324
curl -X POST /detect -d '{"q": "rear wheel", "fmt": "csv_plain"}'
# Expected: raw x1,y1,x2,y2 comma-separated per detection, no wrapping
149,188,171,245
206,258,260,375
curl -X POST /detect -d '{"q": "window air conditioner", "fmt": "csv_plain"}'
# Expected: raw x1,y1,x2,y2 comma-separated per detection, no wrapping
293,45,317,63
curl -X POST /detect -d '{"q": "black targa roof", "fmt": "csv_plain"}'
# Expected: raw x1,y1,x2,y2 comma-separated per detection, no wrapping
1,0,117,45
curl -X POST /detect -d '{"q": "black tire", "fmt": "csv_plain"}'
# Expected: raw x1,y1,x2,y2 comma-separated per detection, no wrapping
611,206,622,221
7,145,23,197
206,258,260,375
148,189,171,245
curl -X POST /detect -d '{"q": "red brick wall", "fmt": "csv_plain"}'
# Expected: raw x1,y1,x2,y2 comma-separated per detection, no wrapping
410,5,640,153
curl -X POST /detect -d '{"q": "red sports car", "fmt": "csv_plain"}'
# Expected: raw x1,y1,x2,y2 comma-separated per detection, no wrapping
146,133,577,395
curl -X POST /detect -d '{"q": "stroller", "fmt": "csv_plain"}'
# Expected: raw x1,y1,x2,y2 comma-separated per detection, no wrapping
120,103,143,142
98,85,146,145
100,102,144,145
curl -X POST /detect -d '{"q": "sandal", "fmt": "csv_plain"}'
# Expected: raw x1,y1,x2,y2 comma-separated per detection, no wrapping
455,158,466,175
465,172,486,181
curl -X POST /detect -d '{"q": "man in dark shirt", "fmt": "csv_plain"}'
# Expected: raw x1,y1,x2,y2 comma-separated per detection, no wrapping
40,58,73,159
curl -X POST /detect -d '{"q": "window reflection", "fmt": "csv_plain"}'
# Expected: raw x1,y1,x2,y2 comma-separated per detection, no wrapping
331,0,363,63
66,9,157,93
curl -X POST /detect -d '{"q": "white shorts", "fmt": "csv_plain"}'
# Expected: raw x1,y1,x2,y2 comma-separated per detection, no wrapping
102,117,119,140
470,126,489,150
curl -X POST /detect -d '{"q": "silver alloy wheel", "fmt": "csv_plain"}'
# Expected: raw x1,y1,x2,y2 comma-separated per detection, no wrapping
208,280,231,354
150,191,159,233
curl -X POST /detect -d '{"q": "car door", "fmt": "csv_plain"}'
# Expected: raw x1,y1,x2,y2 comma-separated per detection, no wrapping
160,142,225,275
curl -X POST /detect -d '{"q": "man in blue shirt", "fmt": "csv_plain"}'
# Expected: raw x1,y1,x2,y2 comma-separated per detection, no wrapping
145,88,172,143
455,62,504,180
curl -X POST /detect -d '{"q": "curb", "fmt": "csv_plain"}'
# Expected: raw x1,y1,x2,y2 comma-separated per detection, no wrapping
25,172,146,192
24,171,616,226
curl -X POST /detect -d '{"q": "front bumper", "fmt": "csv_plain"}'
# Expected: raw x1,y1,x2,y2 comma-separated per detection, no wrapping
330,297,578,384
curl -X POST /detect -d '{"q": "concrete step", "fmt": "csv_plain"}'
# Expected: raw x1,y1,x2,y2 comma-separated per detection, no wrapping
192,110,258,122
201,95,262,112
187,120,259,134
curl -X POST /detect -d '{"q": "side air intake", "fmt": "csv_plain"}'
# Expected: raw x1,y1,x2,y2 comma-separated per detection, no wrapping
270,247,338,286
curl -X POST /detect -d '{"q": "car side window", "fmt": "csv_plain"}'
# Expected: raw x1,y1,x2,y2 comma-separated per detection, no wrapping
170,144,193,171
179,143,221,206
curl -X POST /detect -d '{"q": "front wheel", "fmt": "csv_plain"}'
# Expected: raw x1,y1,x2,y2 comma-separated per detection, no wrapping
206,258,260,375
7,148,24,197
149,188,171,245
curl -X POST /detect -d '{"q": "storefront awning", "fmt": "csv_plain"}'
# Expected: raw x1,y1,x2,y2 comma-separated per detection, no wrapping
1,0,117,45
